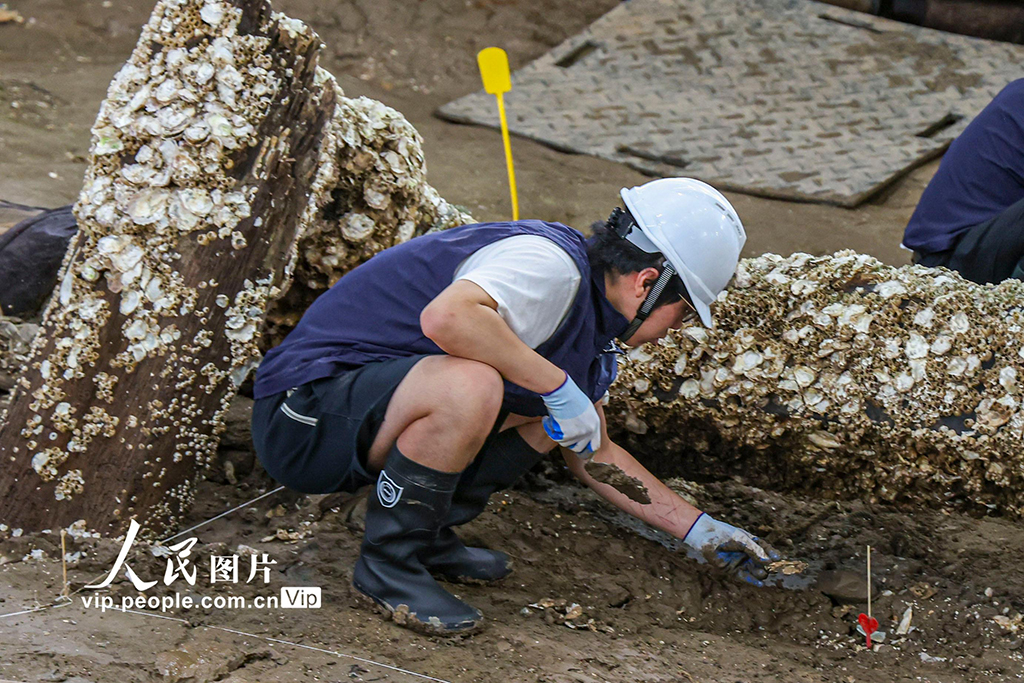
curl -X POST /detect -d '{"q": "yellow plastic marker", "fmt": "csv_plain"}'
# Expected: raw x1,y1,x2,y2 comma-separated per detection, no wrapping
477,47,519,220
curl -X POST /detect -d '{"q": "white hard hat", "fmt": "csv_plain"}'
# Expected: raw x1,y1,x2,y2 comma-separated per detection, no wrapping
619,178,746,327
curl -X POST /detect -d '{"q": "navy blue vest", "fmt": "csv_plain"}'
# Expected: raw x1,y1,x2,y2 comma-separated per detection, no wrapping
254,221,629,416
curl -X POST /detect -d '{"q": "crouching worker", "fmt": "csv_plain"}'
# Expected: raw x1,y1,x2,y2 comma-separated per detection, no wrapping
251,177,780,634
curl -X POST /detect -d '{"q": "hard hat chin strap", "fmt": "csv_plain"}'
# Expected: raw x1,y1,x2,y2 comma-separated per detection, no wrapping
618,263,676,343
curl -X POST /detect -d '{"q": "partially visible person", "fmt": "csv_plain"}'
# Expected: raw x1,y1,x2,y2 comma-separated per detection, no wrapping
903,79,1024,284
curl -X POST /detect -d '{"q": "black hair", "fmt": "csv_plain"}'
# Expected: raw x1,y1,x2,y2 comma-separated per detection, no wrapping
587,210,692,310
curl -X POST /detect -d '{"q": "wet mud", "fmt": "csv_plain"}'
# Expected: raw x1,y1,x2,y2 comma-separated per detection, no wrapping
583,459,651,504
4,464,1024,682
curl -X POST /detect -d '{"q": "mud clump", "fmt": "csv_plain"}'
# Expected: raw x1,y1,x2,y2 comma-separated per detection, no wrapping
816,569,871,603
584,459,651,504
368,597,484,637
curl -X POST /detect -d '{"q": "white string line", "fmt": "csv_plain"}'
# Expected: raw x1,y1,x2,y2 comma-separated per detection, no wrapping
159,485,286,544
0,600,71,620
0,571,106,620
110,606,453,683
0,485,286,620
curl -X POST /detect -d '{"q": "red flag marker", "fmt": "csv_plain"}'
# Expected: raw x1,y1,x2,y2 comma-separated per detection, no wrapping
858,612,879,648
858,545,876,649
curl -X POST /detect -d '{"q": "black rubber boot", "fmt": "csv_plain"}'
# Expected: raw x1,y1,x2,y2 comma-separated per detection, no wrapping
421,429,548,584
352,447,483,634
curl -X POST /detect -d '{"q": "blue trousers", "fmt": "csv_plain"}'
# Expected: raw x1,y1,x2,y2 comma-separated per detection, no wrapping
915,197,1024,284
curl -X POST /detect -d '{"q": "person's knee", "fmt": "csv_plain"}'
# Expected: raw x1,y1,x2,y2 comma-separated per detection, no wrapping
434,357,504,422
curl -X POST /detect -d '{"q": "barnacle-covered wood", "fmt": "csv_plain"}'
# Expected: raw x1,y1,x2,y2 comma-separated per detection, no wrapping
0,0,336,535
264,95,471,344
608,251,1024,516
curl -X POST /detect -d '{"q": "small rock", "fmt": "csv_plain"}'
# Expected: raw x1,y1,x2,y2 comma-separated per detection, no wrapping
815,569,870,603
607,587,632,608
0,7,25,23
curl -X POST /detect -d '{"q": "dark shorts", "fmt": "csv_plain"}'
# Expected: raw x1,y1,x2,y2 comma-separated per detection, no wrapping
914,196,1024,284
251,355,427,494
251,355,510,494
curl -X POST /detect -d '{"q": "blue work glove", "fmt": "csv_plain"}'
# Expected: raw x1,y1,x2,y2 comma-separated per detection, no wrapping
683,513,781,587
540,372,602,457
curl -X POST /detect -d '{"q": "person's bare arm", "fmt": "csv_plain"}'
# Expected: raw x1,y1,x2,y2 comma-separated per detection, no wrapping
562,403,701,538
563,403,781,585
420,280,565,394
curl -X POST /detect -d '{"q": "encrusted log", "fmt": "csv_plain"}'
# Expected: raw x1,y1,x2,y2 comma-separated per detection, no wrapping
609,251,1024,516
0,0,336,535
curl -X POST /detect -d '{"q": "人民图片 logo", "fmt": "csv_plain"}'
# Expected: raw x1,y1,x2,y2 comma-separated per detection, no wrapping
77,519,320,614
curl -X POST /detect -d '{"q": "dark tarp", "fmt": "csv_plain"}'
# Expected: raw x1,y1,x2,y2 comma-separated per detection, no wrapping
0,203,77,319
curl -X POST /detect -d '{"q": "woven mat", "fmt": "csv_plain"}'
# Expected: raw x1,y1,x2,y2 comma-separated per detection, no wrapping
439,0,1024,206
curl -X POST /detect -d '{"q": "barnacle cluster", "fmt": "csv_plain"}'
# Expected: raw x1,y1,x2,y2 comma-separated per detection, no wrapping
265,93,470,341
609,251,1024,515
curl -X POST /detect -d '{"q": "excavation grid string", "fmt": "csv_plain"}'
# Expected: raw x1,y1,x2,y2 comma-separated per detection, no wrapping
0,486,452,683
158,485,285,544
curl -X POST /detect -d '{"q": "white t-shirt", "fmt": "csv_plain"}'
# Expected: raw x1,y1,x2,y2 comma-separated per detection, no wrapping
454,235,581,349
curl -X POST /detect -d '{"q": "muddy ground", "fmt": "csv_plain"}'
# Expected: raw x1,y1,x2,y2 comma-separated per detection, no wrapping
4,464,1024,683
2,0,1022,681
